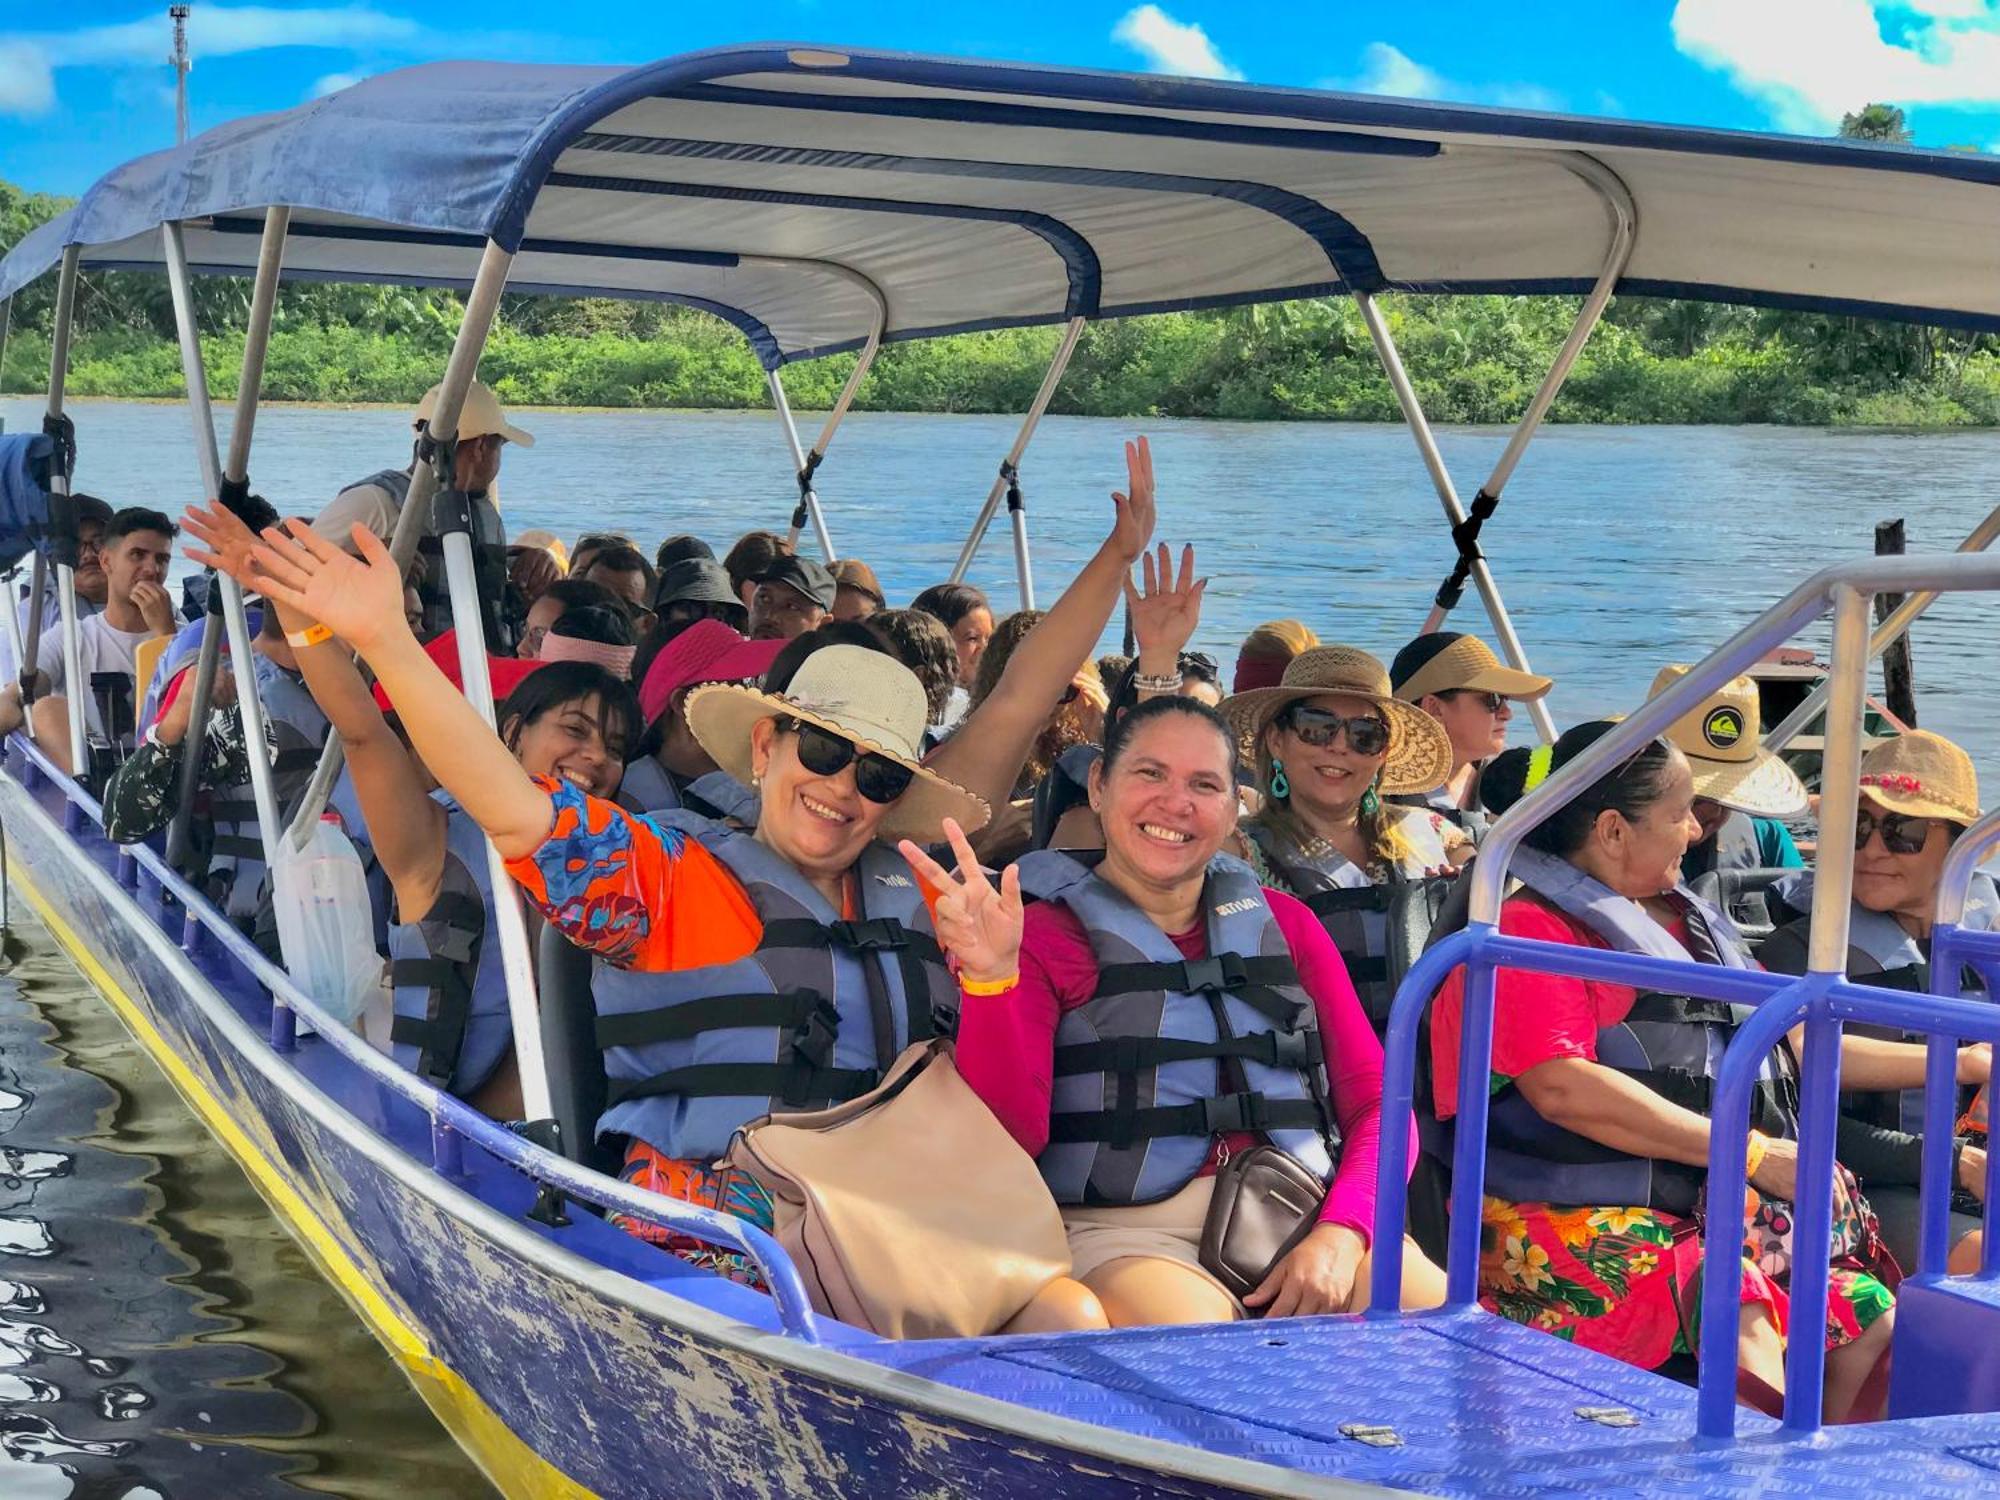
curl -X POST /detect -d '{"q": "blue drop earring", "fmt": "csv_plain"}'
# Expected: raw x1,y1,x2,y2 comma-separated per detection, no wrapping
1269,758,1291,800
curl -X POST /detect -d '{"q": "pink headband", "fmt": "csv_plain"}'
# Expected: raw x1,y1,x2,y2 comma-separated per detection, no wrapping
540,634,637,677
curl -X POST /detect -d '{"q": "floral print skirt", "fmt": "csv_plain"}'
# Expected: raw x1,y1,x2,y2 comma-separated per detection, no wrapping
611,1142,776,1290
1479,1174,1898,1373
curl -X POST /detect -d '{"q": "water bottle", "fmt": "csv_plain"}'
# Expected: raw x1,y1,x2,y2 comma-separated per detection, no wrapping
270,815,385,1026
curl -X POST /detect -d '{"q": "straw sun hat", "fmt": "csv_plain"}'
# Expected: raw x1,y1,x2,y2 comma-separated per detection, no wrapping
1647,664,1808,819
684,645,990,842
1220,646,1454,796
1857,729,1981,827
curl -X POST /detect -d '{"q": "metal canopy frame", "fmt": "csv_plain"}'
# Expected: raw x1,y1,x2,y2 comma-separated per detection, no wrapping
43,246,90,776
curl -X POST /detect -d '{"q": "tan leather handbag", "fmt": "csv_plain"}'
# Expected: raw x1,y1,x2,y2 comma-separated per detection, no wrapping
721,1039,1070,1339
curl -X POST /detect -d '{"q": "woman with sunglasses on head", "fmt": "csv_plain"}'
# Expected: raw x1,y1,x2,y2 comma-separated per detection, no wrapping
1760,730,1995,1270
1222,647,1473,1027
910,694,1446,1326
198,505,1107,1333
1427,722,1974,1421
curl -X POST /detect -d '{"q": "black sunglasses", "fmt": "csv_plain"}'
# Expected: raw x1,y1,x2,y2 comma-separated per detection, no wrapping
779,717,916,805
1445,689,1507,714
1278,706,1390,757
1855,809,1935,856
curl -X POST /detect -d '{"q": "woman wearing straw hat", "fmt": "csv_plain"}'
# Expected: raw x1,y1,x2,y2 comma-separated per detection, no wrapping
1221,646,1473,1026
1761,730,1996,1270
208,511,1107,1332
909,694,1447,1325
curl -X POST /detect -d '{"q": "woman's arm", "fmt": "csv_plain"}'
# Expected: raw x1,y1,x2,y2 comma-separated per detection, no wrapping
1515,1057,1717,1165
924,438,1158,810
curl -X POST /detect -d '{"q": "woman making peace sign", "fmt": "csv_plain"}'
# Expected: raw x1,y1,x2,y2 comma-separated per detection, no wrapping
908,693,1447,1325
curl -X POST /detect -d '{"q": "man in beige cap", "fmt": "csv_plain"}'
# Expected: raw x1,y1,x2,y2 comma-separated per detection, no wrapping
1390,631,1553,837
1647,664,1808,881
311,378,533,546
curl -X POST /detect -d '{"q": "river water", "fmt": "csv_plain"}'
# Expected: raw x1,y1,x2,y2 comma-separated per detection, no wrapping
1,398,1998,1491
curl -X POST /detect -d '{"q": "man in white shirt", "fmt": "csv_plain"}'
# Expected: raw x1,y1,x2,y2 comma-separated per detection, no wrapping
0,507,179,774
0,493,112,685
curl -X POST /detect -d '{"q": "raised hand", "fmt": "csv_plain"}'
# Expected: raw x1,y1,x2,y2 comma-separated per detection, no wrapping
898,816,1024,986
182,500,270,590
1107,436,1157,564
1123,541,1206,662
244,521,410,658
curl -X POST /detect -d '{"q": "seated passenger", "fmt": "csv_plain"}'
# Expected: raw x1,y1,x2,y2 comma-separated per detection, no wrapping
927,695,1446,1325
721,529,789,614
0,506,181,776
1231,618,1317,694
517,577,619,659
908,582,993,731
538,603,637,679
1224,646,1471,1025
748,555,835,642
653,558,749,636
1430,723,1916,1421
0,492,110,686
653,533,711,573
572,543,655,613
831,559,885,623
622,619,783,815
565,531,633,586
1761,730,1995,1268
1390,631,1552,843
1647,665,1806,881
860,608,957,749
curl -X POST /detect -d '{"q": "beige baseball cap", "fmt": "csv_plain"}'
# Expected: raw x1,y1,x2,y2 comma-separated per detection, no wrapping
413,378,534,447
1647,664,1808,818
1392,632,1552,704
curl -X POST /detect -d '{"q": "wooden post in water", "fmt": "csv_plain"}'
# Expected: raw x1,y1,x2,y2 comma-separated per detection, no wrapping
1874,518,1919,727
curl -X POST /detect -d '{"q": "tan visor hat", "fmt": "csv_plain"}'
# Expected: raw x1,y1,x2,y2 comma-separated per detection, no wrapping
1392,633,1553,704
1647,664,1809,819
413,378,535,447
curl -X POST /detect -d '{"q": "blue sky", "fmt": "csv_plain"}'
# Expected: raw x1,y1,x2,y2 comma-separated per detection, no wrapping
6,1,2000,196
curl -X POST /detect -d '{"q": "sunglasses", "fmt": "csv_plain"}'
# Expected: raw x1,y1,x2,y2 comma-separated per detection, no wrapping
1445,689,1507,714
1278,706,1390,757
1854,809,1936,856
779,716,916,805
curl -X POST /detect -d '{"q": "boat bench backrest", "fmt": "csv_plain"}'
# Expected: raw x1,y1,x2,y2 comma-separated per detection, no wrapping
536,921,620,1176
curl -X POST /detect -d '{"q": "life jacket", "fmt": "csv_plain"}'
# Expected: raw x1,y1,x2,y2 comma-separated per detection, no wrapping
1393,782,1491,845
206,657,330,926
325,766,393,955
387,794,513,1097
1243,810,1456,1029
1679,811,1763,883
411,487,510,652
614,759,747,821
1483,847,1797,1216
337,466,414,512
588,814,958,1161
1016,849,1339,1208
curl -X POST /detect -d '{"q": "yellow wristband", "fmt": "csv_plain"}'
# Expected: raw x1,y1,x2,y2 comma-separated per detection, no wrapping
285,622,333,650
958,971,1019,997
1743,1130,1768,1180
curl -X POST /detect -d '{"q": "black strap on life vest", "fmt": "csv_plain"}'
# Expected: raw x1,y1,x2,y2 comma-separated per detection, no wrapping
1094,953,1307,1030
759,915,947,1043
388,889,485,1088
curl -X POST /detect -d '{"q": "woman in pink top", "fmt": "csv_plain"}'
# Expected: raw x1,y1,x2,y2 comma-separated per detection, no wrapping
905,696,1446,1326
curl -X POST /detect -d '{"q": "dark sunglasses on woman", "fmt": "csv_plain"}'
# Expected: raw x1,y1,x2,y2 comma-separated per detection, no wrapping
779,716,916,804
1854,809,1935,855
1446,689,1507,714
1278,706,1390,757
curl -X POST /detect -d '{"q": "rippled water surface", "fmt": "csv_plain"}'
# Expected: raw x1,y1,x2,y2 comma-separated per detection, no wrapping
9,398,1999,763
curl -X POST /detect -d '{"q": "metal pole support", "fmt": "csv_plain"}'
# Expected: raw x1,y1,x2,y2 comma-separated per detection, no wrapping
949,316,1084,587
42,246,90,776
767,369,837,562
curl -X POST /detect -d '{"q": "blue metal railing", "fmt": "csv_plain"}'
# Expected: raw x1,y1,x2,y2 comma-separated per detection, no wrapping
5,743,826,1344
1368,551,2000,1441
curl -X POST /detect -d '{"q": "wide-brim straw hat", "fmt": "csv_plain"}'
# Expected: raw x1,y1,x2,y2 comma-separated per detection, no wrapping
1648,664,1808,819
1857,729,1981,826
685,644,990,842
1220,645,1454,797
1392,632,1553,703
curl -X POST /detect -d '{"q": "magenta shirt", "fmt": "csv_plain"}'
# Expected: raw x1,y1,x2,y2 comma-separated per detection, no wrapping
956,886,1411,1244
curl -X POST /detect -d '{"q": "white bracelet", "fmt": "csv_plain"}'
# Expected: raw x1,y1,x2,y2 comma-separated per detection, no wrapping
1131,671,1183,693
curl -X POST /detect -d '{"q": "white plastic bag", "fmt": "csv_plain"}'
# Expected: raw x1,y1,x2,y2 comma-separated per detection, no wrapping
270,815,385,1026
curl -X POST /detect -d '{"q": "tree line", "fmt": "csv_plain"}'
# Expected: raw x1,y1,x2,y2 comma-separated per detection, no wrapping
4,106,1996,426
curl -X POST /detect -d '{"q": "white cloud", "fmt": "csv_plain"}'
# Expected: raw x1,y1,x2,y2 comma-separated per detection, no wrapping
1112,5,1243,81
1337,41,1563,112
309,71,361,100
1672,0,2000,133
0,41,55,117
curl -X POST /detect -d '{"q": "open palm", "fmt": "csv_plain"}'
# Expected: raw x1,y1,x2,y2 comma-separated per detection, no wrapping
1107,435,1157,564
898,817,1024,985
246,521,409,656
1125,541,1205,659
181,500,269,590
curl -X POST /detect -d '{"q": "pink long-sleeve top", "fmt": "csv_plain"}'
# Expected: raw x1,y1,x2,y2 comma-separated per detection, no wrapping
956,886,1412,1244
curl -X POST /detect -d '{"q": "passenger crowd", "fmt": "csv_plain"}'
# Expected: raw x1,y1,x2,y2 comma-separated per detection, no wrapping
15,380,1991,1417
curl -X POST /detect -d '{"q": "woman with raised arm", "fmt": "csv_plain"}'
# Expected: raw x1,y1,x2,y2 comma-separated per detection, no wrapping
205,502,1106,1332
184,504,638,1121
911,694,1446,1327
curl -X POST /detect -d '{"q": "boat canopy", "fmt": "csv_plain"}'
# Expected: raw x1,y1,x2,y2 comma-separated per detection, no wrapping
7,43,2000,368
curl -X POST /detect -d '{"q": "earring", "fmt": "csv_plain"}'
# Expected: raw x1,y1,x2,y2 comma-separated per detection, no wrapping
1269,758,1290,800
1359,780,1380,818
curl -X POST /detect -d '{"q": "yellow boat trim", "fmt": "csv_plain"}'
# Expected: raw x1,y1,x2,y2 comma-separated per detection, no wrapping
11,857,596,1500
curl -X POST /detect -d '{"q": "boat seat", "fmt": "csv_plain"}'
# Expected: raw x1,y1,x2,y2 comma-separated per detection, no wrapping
535,919,619,1176
1891,1274,2000,1419
1690,867,1797,948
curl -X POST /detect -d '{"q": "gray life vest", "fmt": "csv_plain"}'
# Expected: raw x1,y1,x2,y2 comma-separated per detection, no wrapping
325,766,393,955
1243,812,1456,1030
589,814,958,1161
1017,849,1339,1208
337,465,414,513
206,659,330,927
387,795,512,1098
1679,811,1763,884
615,759,747,821
1483,847,1797,1216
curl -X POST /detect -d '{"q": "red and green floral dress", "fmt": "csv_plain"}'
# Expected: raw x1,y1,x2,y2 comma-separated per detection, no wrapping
1430,894,1897,1369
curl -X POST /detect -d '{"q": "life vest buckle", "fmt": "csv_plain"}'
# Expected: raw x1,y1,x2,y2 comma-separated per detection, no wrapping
1181,952,1248,996
1201,1091,1268,1135
828,918,907,953
788,997,843,1068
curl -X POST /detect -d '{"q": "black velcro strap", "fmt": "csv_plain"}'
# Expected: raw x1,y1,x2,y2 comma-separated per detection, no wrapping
1047,1092,1325,1144
1096,953,1298,999
271,746,322,775
1434,487,1499,612
1001,459,1024,514
760,916,943,965
594,990,821,1051
605,1062,878,1109
1053,1029,1316,1076
41,412,75,482
388,959,474,1088
1625,991,1734,1027
425,890,487,933
1301,886,1394,918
